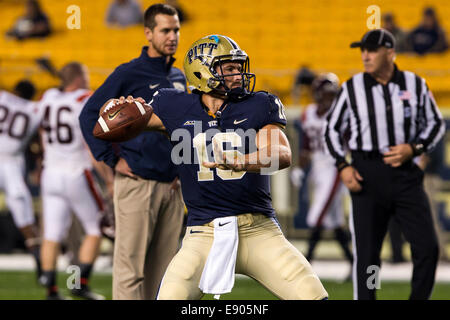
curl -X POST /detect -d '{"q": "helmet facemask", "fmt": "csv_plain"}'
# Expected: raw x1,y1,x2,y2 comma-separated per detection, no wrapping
207,51,256,100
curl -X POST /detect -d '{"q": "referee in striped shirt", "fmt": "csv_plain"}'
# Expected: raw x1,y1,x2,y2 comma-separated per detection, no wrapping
324,29,445,300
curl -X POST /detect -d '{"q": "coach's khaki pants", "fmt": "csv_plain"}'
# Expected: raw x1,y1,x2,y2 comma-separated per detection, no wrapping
157,214,328,300
112,173,184,300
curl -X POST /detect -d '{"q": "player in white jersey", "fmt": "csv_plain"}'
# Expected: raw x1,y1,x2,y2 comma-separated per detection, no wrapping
0,80,42,280
38,62,110,300
291,74,353,271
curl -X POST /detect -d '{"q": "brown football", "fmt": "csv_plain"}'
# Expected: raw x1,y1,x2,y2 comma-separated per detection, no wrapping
93,101,153,142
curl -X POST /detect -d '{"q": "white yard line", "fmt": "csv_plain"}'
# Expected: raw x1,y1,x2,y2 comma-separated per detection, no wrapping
1,254,449,282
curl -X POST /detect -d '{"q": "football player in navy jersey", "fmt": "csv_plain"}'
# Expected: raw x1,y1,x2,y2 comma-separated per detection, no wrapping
103,35,328,300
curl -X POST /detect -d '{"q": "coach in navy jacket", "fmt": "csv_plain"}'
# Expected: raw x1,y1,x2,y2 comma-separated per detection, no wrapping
79,47,186,181
79,4,186,300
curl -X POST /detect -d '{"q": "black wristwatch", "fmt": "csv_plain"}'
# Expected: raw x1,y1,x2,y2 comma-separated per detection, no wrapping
410,143,425,156
336,159,350,172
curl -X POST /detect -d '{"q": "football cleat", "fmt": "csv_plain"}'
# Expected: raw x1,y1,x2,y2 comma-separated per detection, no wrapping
71,287,106,300
38,273,52,287
46,292,71,300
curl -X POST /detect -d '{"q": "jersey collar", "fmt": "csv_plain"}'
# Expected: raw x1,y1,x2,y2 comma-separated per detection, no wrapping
364,63,401,87
140,46,176,73
196,92,229,119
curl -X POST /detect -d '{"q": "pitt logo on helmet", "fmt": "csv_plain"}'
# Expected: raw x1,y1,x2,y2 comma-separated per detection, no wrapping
187,42,218,65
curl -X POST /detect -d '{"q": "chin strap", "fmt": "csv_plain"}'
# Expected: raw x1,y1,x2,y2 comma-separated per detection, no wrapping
210,87,249,103
226,87,249,101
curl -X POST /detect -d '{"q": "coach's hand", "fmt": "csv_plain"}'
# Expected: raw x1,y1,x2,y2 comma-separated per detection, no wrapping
340,166,363,192
169,177,181,196
383,144,414,167
115,157,138,180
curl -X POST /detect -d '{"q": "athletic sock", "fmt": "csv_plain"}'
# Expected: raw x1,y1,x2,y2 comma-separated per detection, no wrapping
306,226,323,261
334,227,353,263
41,270,58,294
79,263,93,288
29,245,42,276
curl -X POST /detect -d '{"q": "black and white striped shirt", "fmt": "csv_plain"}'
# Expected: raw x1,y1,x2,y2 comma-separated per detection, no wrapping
324,64,445,167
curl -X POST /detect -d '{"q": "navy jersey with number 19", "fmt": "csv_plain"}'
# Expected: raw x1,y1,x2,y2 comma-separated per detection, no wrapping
151,89,287,226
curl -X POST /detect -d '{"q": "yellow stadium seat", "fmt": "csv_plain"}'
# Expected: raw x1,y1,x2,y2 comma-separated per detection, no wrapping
1,0,450,105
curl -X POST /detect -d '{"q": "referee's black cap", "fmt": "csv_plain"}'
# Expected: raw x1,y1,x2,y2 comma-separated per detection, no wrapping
350,29,396,50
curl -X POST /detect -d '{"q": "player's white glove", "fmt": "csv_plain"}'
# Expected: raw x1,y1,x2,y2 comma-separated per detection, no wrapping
290,166,305,188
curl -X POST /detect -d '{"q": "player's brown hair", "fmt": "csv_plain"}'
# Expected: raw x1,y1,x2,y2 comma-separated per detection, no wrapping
144,3,178,30
59,62,85,89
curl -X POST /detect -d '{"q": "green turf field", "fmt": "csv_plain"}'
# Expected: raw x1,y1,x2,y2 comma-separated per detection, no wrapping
0,270,449,300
